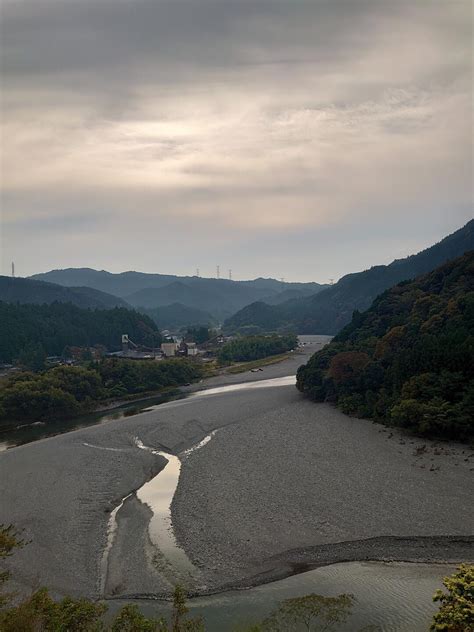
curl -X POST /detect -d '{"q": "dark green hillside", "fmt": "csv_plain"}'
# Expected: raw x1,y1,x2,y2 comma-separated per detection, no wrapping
142,303,215,330
223,301,294,333
0,302,160,363
296,252,474,440
218,333,298,363
0,276,127,309
225,219,474,334
31,268,326,321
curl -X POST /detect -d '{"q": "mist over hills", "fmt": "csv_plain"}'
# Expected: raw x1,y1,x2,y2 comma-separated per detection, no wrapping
0,276,128,310
30,269,327,322
225,219,474,335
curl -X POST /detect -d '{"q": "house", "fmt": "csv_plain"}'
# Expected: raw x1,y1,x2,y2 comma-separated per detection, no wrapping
161,341,179,357
177,341,199,357
186,342,198,356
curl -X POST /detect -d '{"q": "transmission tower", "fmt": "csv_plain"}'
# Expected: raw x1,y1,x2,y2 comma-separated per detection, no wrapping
329,278,335,285
216,265,220,279
196,267,200,277
11,262,15,278
228,269,232,281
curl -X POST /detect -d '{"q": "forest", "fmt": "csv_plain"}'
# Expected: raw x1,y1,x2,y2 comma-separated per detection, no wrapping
296,252,474,440
0,275,128,310
0,358,202,425
0,302,161,363
218,333,298,363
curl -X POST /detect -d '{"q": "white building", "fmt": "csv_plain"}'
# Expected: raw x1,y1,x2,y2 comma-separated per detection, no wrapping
186,342,198,356
161,341,179,357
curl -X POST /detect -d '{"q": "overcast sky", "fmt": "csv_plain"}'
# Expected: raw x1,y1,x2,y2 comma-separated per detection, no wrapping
1,0,472,283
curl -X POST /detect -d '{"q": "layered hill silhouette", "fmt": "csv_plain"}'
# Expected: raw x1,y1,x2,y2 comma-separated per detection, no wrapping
225,220,474,335
31,270,327,321
141,303,216,330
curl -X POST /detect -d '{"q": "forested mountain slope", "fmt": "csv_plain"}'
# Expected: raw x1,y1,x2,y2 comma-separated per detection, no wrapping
31,269,326,320
141,303,215,330
296,251,474,440
0,302,159,363
0,276,127,309
225,219,474,334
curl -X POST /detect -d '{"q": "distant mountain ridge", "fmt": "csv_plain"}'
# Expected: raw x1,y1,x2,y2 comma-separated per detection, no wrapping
30,269,327,321
141,303,215,330
224,219,474,335
0,276,128,310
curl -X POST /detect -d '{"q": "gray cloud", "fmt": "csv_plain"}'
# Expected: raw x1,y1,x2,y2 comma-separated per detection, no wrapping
0,0,472,281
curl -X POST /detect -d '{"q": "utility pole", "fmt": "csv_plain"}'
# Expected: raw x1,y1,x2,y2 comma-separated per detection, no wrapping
216,265,220,279
11,262,15,278
228,269,232,281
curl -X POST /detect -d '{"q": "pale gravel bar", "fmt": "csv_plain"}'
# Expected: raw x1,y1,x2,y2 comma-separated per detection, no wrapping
0,336,472,600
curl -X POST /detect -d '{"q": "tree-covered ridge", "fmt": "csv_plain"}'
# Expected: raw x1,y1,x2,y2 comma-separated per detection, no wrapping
31,268,327,322
225,219,474,335
0,302,160,363
0,358,202,424
142,303,216,330
0,276,127,309
218,334,298,363
296,252,474,440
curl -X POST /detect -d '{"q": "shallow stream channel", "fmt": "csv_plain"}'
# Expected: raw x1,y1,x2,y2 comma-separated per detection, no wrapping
100,433,214,595
0,372,458,631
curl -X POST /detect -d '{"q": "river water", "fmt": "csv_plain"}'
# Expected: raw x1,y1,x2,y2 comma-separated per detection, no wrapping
0,390,183,451
109,560,451,631
1,372,459,630
0,377,296,451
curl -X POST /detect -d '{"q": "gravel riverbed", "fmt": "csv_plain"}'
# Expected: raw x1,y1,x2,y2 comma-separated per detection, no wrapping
0,335,472,600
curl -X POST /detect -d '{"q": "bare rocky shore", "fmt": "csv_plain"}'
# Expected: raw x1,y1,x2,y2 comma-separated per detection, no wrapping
0,335,472,601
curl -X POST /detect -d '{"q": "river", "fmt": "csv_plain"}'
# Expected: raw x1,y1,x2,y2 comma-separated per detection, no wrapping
108,561,451,631
0,338,468,631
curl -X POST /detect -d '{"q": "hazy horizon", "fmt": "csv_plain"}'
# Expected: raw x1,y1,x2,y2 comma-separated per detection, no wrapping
1,0,472,283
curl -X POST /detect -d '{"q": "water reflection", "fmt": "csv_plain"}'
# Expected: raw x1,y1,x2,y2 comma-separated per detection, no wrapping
108,561,452,632
0,390,182,451
0,376,296,451
135,439,198,580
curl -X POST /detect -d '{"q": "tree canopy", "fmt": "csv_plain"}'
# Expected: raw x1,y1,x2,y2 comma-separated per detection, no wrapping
218,334,297,364
297,252,474,440
0,301,161,363
0,359,202,425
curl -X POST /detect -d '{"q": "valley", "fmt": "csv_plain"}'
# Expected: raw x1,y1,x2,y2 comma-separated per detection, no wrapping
0,337,471,629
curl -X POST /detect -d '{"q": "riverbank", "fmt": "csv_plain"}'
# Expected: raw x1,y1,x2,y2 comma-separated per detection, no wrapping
0,337,312,441
0,334,472,605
